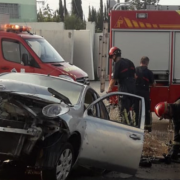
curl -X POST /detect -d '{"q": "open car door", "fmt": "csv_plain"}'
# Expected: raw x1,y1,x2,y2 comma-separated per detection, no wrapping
78,92,145,175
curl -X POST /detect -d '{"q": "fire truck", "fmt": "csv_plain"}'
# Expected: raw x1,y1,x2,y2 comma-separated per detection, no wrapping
103,3,180,112
0,24,89,85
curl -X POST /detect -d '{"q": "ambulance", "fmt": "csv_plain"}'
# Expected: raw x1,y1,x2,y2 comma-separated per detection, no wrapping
0,24,89,85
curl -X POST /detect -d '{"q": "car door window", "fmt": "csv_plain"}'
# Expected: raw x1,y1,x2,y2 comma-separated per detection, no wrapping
84,90,99,117
2,39,38,67
87,93,143,129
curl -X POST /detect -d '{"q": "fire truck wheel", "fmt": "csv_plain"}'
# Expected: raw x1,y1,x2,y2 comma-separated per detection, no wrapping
41,142,74,180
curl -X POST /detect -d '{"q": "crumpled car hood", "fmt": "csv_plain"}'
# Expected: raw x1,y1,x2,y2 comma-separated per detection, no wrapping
0,79,60,103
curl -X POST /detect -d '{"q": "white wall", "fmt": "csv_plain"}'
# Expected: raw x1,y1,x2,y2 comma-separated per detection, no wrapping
73,30,94,80
13,22,64,31
86,22,95,50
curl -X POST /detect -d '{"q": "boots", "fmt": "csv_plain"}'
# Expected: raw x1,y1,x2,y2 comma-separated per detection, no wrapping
168,144,180,162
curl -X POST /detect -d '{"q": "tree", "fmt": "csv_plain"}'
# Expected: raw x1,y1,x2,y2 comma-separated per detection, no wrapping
64,14,86,30
37,8,44,22
42,4,53,22
71,0,83,20
96,0,103,31
104,4,108,21
37,4,61,22
59,0,64,21
64,0,68,16
88,5,92,21
53,10,61,22
91,7,97,23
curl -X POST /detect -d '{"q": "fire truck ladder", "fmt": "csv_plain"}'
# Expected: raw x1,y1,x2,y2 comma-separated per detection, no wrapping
99,22,108,93
112,2,137,10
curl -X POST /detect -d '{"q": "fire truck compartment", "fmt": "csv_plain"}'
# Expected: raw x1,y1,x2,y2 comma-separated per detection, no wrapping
112,31,170,85
173,32,180,83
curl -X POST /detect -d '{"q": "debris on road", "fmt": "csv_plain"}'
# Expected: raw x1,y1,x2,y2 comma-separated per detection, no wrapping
142,132,169,157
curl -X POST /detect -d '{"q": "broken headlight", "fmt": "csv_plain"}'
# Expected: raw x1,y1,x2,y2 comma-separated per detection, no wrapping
42,104,69,118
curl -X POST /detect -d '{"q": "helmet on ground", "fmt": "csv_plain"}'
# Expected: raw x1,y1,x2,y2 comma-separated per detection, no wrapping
109,47,121,58
154,102,168,120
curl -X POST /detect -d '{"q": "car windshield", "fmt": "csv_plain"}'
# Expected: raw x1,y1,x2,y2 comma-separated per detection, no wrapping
0,73,83,105
24,38,65,63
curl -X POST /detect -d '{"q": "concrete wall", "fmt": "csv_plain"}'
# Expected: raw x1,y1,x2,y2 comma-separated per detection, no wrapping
13,22,64,31
73,30,94,80
0,0,37,22
86,22,95,50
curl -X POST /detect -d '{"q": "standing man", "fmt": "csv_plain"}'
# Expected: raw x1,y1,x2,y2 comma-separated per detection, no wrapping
155,100,180,162
135,56,154,132
107,46,136,125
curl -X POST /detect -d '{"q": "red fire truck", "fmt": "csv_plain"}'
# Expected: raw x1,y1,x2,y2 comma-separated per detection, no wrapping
0,24,89,85
108,5,180,111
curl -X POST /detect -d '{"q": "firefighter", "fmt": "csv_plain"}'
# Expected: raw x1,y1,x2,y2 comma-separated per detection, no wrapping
135,56,155,132
107,46,136,125
155,100,180,161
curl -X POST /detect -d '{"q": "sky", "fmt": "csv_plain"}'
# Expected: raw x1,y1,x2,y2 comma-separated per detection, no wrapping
36,0,180,20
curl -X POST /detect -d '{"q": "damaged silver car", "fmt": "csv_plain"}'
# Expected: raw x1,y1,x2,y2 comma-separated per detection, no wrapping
0,73,145,180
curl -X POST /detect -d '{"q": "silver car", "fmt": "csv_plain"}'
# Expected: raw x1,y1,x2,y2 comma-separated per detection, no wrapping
0,73,145,180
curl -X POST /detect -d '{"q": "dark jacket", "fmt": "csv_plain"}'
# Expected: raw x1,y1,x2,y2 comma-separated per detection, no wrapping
135,66,154,91
113,58,135,84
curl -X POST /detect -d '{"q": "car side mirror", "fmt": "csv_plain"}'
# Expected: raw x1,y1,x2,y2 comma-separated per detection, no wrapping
22,53,29,66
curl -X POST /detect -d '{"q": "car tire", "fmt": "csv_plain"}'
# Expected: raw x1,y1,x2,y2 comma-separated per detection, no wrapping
41,142,74,180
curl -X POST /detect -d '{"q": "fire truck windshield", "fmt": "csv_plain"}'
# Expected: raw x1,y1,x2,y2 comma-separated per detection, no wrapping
24,38,65,63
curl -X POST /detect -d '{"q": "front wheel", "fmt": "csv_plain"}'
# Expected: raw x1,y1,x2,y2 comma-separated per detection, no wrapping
41,143,74,180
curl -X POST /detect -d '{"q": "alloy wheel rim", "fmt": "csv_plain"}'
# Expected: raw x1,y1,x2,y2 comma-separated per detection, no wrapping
56,148,73,180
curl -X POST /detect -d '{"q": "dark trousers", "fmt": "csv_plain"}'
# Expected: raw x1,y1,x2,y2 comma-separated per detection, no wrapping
118,78,136,125
168,122,180,159
136,89,151,127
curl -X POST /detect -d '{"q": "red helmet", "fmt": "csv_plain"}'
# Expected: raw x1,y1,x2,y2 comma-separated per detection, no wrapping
154,102,168,120
109,47,121,58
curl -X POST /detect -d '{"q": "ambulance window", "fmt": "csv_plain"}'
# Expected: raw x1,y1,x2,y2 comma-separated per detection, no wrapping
2,39,37,66
2,40,21,63
20,44,36,64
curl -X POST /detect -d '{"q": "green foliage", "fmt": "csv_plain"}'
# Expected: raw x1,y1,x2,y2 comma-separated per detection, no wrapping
71,0,83,20
88,0,105,32
64,14,86,30
59,0,64,21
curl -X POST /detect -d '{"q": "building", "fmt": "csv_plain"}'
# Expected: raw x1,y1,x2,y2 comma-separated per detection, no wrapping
0,0,37,23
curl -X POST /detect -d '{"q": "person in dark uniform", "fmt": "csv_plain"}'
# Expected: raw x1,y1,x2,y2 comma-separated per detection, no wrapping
135,56,154,132
107,46,136,125
155,100,180,161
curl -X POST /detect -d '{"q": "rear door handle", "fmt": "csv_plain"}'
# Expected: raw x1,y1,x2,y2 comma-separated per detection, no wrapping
129,134,141,140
